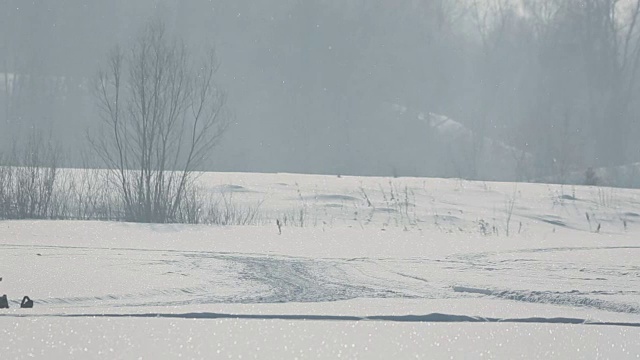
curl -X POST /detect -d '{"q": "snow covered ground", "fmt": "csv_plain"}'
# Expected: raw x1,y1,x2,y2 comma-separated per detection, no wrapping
1,172,639,358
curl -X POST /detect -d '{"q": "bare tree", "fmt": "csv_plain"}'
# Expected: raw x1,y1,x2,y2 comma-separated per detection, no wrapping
576,0,640,165
464,0,516,179
90,20,227,223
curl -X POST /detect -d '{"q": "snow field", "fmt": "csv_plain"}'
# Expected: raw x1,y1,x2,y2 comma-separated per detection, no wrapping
1,172,639,358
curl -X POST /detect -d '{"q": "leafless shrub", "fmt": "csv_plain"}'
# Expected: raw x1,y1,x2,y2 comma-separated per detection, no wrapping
201,192,264,226
505,186,517,237
0,131,60,219
88,20,228,223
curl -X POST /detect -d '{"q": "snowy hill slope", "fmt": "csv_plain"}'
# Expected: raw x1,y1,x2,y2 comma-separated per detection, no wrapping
1,172,639,358
384,105,533,181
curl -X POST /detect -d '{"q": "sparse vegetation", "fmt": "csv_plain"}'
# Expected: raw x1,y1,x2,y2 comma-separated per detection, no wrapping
2,132,636,237
0,131,61,220
504,187,517,237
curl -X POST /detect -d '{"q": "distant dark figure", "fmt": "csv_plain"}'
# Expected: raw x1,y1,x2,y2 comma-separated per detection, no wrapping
20,296,33,309
0,295,8,309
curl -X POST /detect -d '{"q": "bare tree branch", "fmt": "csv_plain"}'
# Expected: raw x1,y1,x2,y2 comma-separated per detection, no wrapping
88,20,228,223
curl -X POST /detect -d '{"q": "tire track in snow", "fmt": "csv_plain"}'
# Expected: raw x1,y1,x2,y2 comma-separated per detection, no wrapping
449,246,640,314
224,255,403,303
453,286,640,314
2,243,639,314
0,244,441,307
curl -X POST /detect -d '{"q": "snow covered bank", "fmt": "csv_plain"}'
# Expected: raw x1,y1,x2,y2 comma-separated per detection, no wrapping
1,173,639,358
2,316,638,359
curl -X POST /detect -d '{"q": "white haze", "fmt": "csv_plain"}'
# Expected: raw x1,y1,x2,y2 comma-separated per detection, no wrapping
2,0,640,182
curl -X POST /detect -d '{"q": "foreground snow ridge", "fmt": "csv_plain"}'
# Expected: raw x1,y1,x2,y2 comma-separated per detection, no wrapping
2,312,639,328
0,312,640,327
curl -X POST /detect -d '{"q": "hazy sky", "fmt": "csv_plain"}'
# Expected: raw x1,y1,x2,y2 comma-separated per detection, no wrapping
2,0,640,183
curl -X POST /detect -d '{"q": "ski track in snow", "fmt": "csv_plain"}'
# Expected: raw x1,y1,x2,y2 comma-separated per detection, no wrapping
448,246,640,314
1,243,638,315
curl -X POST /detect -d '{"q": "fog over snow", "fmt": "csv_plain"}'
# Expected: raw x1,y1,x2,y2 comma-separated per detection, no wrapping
3,1,640,182
1,1,640,359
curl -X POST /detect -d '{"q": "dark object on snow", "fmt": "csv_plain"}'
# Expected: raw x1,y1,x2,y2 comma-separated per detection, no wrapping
0,295,8,309
585,167,598,186
20,296,33,309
